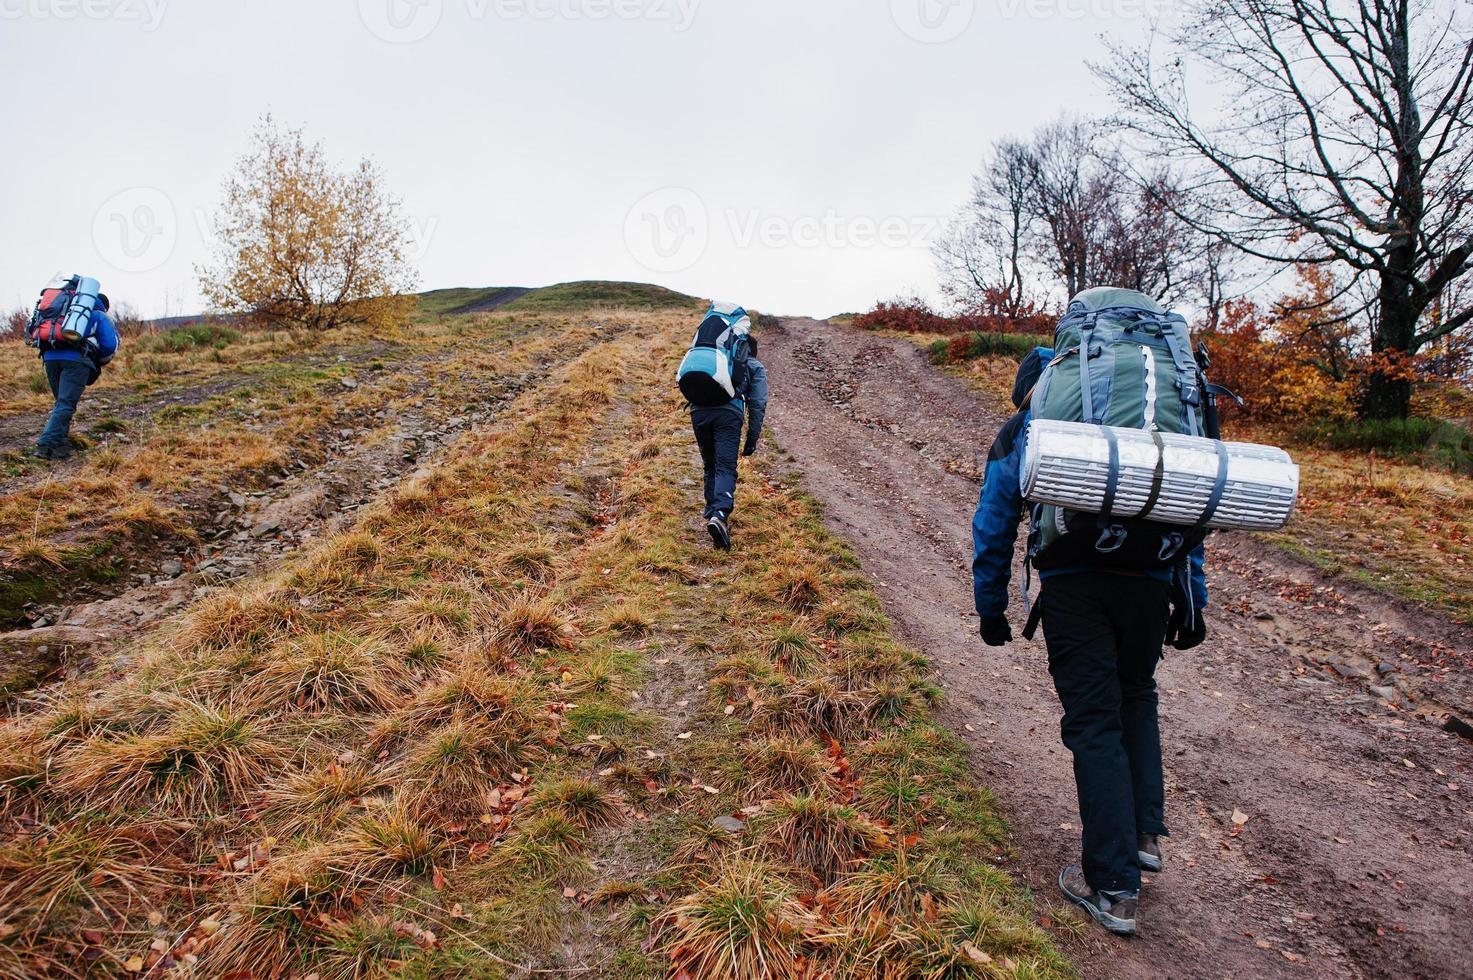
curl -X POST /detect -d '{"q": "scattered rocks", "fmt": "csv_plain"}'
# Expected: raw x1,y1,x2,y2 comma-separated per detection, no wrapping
160,560,185,578
713,816,746,834
339,377,359,390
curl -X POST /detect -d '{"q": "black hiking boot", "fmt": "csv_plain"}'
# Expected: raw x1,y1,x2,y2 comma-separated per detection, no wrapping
1138,834,1164,873
1059,865,1138,936
706,513,731,551
30,445,55,460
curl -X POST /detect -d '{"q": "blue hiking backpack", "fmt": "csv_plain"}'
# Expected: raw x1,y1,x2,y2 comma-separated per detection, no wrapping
678,302,752,408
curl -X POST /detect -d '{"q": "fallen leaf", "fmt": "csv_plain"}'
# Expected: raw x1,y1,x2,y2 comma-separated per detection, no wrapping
198,918,223,936
702,785,720,795
961,941,993,964
1232,809,1251,831
677,732,693,740
123,956,145,973
563,886,578,899
147,910,163,927
432,868,446,891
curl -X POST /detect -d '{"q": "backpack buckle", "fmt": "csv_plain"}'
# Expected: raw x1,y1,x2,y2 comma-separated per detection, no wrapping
1158,533,1185,562
1095,525,1128,554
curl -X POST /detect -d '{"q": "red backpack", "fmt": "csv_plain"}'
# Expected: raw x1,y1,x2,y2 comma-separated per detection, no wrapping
27,274,99,351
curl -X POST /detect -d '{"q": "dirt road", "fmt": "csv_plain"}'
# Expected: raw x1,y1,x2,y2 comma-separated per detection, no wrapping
762,317,1473,980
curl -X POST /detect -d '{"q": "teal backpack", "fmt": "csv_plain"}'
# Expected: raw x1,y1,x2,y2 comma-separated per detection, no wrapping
1027,288,1211,571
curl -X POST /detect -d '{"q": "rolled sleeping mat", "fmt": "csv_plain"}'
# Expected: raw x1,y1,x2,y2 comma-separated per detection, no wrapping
61,276,102,341
1022,419,1299,532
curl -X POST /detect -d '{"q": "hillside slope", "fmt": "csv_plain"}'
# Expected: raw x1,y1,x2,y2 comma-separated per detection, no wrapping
0,302,1063,978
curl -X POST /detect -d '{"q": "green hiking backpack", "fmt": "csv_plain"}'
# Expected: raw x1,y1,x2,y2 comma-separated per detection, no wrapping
1027,287,1210,571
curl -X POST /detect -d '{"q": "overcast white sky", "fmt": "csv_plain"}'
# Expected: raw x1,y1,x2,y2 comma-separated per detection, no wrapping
0,0,1176,318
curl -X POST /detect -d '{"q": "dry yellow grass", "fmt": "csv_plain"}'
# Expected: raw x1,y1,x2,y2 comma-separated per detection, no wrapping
0,309,1065,979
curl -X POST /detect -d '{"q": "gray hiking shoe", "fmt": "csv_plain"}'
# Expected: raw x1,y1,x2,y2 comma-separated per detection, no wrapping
1138,834,1163,873
706,513,731,551
1059,865,1138,936
30,445,55,460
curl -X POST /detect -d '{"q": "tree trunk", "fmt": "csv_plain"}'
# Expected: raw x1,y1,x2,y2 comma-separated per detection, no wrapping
1361,370,1412,420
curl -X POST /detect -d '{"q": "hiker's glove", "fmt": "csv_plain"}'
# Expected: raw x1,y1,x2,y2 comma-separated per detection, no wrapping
743,437,759,457
1167,606,1207,651
980,615,1012,647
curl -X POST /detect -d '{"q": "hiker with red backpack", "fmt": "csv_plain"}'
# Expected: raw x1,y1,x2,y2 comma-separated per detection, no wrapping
677,302,768,550
971,289,1214,937
25,274,120,460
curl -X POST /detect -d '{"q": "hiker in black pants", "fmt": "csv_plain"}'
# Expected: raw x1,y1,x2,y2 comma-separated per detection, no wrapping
971,350,1208,936
679,302,768,550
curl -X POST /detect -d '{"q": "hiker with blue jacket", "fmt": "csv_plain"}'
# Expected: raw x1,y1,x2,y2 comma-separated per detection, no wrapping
677,302,768,550
26,277,120,461
973,328,1209,937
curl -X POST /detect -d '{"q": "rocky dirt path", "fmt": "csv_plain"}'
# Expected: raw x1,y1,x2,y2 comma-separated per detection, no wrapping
762,316,1473,980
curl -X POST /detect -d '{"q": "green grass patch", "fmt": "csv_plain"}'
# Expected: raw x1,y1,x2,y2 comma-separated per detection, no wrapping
929,331,1052,365
502,281,702,313
1293,416,1473,473
135,323,242,354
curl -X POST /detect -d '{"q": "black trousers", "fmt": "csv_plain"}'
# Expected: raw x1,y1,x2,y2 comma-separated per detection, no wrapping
691,407,743,519
1040,572,1172,893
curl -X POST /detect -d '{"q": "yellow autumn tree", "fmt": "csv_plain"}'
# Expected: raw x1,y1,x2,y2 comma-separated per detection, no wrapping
198,116,418,331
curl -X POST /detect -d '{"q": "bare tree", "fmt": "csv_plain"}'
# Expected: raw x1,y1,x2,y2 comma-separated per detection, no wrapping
940,118,1219,314
1097,0,1473,418
934,139,1037,315
1025,118,1112,298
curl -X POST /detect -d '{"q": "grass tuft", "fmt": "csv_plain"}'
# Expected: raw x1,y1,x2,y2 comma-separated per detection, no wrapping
658,860,815,978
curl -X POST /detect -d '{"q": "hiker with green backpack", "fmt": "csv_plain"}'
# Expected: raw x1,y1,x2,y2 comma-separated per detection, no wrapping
677,302,768,550
971,288,1216,937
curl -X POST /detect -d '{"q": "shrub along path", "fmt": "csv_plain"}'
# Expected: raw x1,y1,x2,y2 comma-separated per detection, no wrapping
762,316,1473,980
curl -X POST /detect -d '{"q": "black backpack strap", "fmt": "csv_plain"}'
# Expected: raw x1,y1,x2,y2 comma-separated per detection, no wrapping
1138,429,1168,520
1099,424,1122,520
1196,441,1231,527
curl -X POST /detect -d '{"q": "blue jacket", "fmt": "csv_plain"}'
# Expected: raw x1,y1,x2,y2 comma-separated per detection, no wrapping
42,309,119,369
702,353,768,443
970,351,1208,621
